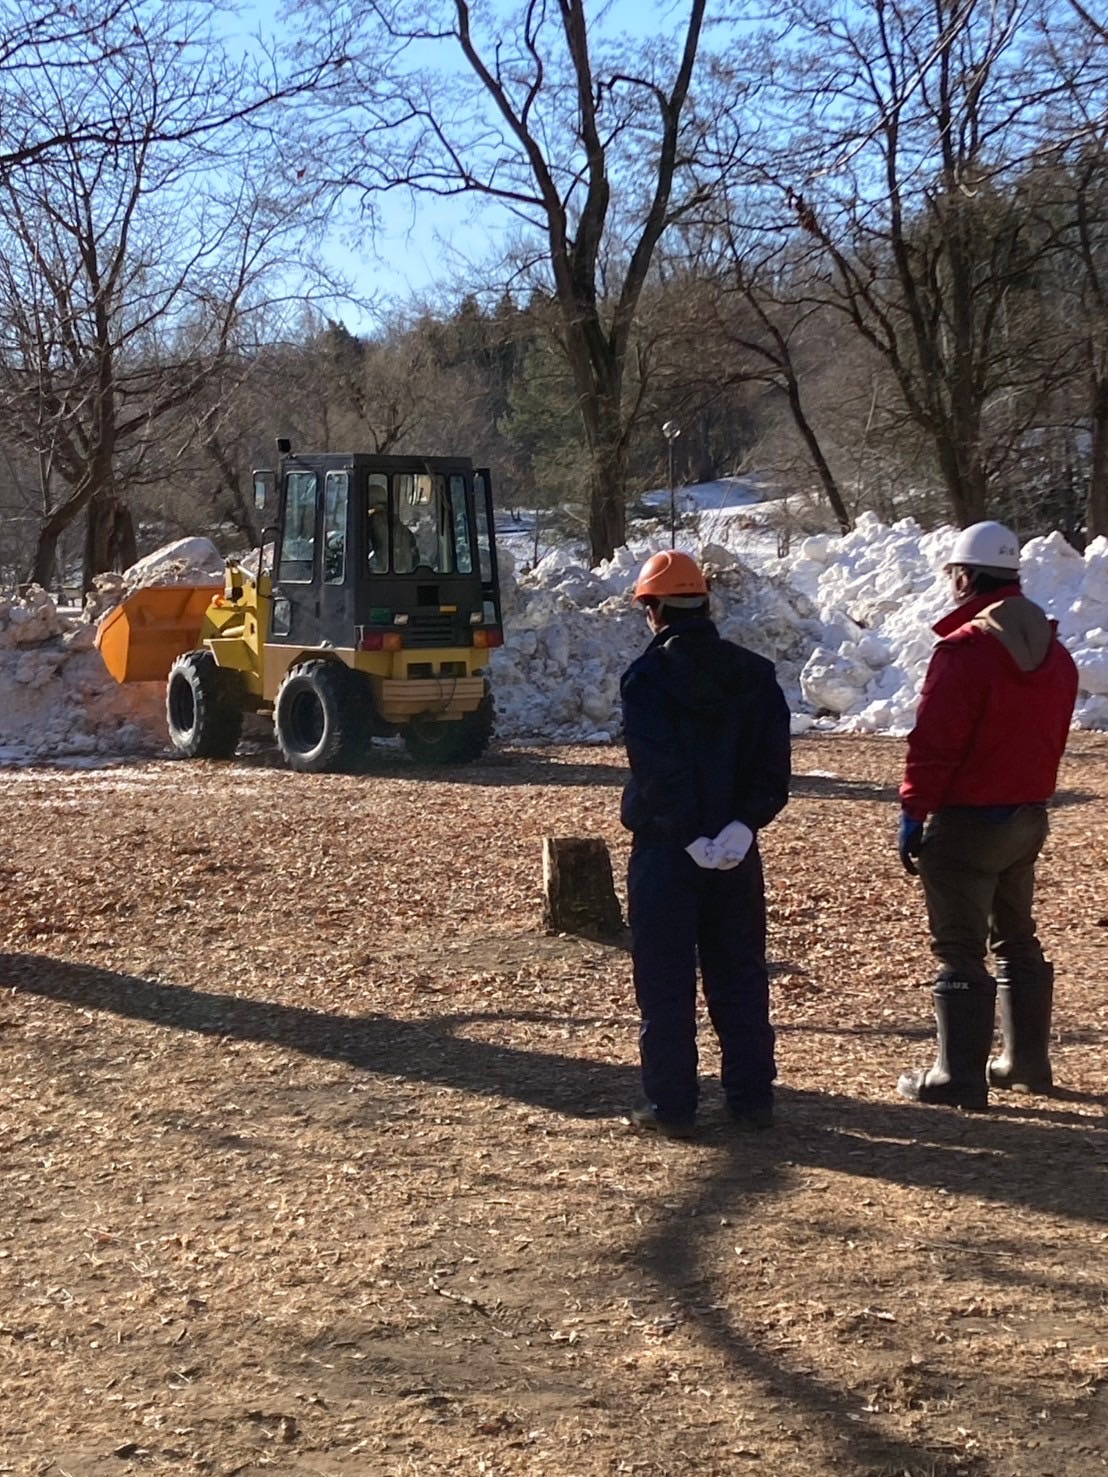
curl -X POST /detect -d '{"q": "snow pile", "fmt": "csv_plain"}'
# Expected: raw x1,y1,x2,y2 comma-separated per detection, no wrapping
790,515,1108,733
489,510,1108,742
0,539,227,764
0,586,166,762
1023,532,1108,729
1,513,1106,764
489,542,824,743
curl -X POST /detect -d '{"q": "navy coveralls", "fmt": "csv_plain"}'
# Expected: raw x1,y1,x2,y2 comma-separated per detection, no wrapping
621,617,791,1122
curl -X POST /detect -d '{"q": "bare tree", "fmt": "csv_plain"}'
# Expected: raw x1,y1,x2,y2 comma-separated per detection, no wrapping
0,0,345,180
296,0,723,563
0,2,324,589
746,0,1084,528
670,225,853,532
1030,142,1108,539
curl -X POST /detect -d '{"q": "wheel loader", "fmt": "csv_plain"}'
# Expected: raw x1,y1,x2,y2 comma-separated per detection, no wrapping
96,444,503,771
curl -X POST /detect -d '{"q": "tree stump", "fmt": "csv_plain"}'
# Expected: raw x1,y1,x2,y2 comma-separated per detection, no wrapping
542,837,624,937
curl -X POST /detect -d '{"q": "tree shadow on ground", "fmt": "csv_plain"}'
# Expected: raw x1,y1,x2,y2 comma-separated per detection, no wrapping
7,952,1103,1222
790,773,901,803
789,774,1097,810
233,743,629,789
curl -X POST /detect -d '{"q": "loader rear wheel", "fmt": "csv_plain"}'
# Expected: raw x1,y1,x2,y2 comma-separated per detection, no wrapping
166,650,244,760
402,692,494,765
274,660,372,774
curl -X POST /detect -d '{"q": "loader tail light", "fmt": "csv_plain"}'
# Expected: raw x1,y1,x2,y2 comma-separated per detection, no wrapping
472,628,503,649
358,631,404,651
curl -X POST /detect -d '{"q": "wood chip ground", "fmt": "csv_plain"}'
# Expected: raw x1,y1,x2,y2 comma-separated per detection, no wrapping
1,734,1106,1476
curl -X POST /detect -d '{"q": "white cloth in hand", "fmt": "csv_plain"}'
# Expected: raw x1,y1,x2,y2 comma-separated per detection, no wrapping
712,820,754,867
685,821,754,871
685,836,719,869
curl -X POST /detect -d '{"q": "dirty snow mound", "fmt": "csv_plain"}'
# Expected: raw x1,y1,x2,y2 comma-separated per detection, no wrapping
0,539,228,763
0,586,165,762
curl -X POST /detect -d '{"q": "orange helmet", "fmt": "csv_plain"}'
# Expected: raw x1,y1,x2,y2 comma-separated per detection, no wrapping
633,550,709,601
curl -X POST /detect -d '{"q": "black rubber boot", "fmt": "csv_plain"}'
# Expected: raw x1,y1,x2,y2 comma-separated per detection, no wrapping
897,975,996,1111
988,964,1054,1093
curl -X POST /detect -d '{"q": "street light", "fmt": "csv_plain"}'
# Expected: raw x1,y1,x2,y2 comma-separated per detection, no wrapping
662,420,682,548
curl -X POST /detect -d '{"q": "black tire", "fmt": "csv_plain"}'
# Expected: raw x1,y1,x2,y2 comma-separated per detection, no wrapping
166,650,244,760
402,691,494,765
274,660,373,773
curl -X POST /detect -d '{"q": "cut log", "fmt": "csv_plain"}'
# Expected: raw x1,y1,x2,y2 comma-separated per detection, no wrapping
542,836,624,937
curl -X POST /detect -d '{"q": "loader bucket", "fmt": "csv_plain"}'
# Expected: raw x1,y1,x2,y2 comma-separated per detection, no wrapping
96,583,222,684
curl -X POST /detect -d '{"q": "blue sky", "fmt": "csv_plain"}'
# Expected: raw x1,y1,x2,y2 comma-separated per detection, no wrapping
229,0,684,330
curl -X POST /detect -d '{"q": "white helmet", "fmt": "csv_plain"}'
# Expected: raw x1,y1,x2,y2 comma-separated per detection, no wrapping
947,521,1021,572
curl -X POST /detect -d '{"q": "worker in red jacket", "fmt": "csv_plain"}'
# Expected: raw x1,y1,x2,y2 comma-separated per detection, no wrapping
897,521,1078,1110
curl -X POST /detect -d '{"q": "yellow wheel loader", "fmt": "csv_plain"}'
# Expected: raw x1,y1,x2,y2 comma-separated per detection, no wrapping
96,445,503,771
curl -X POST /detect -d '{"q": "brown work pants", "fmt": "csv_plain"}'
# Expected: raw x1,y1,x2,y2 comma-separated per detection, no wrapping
916,805,1050,987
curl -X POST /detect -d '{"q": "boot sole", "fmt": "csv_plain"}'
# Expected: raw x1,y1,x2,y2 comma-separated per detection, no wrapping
988,1076,1054,1095
897,1072,988,1112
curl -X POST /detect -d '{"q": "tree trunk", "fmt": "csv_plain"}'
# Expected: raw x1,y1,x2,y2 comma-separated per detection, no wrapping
785,378,851,534
1087,369,1108,541
542,837,624,937
935,434,987,527
563,320,630,566
588,448,628,566
28,530,59,592
83,487,136,591
583,384,629,563
693,410,717,484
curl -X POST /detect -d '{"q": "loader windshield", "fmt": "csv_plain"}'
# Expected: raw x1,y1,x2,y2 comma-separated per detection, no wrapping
366,472,475,576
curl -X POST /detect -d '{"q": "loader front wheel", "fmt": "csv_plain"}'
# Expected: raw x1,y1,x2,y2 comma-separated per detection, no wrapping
274,660,372,773
166,650,244,760
402,692,494,765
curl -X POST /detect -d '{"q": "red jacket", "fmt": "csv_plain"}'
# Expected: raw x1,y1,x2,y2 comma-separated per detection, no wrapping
900,585,1078,821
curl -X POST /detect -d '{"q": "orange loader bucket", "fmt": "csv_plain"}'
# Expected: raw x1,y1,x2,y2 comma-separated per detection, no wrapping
96,584,221,684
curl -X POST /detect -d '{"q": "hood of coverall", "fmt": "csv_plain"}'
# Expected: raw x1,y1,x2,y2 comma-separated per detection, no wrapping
971,594,1055,673
648,617,756,711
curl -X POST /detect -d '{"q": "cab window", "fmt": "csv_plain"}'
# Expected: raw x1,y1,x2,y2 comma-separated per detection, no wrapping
449,474,474,573
323,471,348,583
395,472,449,573
279,470,317,583
366,473,390,573
474,470,495,587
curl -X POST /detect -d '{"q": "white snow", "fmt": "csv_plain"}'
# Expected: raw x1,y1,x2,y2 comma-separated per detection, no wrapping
2,502,1106,764
487,503,1108,743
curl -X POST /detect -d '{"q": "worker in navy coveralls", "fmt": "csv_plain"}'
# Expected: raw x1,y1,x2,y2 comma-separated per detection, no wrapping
620,551,791,1138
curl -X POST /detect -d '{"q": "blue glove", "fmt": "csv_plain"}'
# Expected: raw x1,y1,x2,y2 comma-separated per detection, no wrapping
898,813,924,876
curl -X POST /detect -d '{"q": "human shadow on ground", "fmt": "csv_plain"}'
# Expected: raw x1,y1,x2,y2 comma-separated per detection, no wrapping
790,774,1097,810
7,950,1105,1477
7,952,1104,1224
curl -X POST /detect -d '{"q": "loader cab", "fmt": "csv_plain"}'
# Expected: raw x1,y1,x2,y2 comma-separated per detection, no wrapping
255,449,501,657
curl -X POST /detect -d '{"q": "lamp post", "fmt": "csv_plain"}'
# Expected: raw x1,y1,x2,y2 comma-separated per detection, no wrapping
662,419,682,547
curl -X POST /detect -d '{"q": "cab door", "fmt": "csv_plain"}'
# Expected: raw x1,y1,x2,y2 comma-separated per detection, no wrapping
271,465,354,648
318,468,353,641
